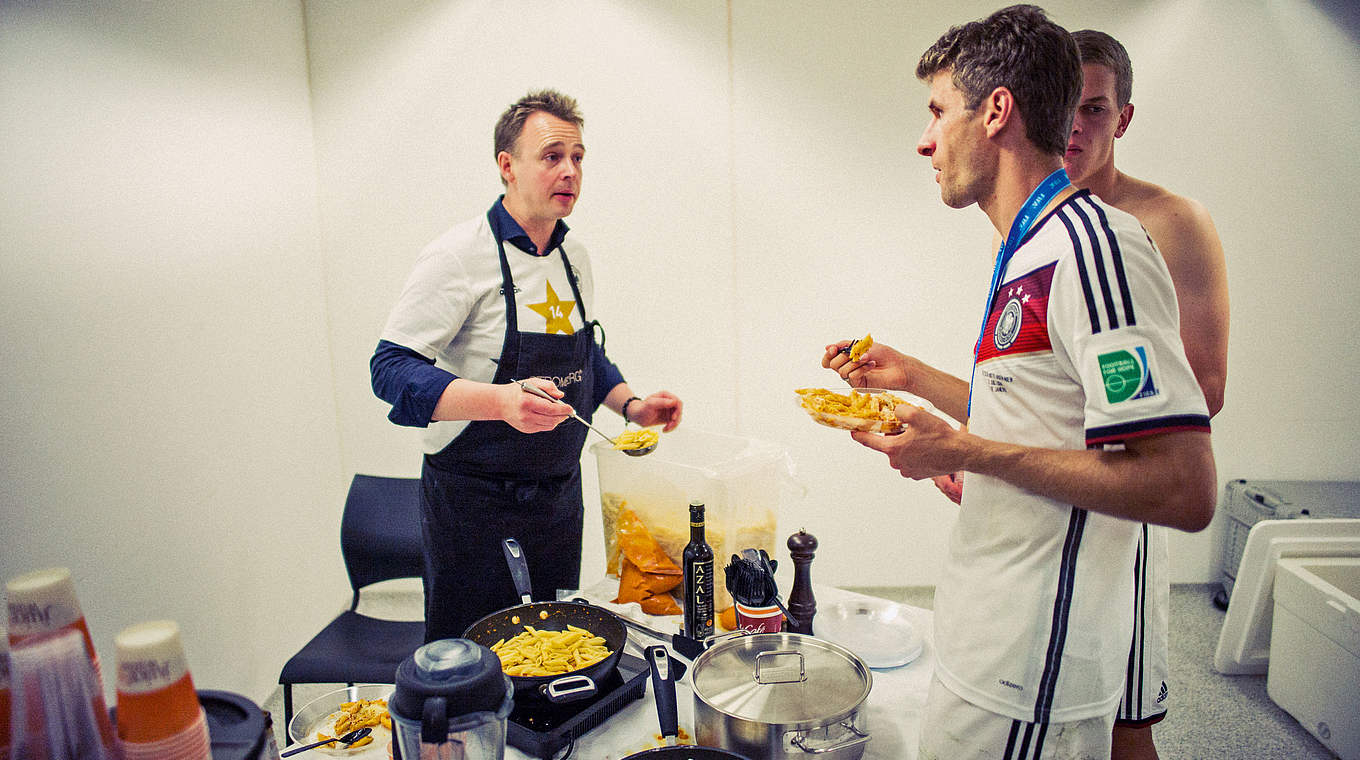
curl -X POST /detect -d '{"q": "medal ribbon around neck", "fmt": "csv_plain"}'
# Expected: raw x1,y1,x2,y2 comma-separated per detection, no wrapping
967,167,1072,416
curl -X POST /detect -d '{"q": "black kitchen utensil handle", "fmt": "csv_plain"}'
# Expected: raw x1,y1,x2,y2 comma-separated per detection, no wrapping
280,727,374,757
648,645,679,744
421,696,447,745
615,610,701,662
502,538,534,604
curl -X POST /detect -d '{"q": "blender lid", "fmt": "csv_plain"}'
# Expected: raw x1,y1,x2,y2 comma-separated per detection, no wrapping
391,638,510,721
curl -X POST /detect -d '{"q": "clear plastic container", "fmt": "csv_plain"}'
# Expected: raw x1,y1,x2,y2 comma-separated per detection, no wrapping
591,428,797,610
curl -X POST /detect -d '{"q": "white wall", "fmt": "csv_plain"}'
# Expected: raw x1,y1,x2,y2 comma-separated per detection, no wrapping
313,0,1360,591
2,0,1358,704
304,0,737,587
0,1,346,702
724,0,1360,586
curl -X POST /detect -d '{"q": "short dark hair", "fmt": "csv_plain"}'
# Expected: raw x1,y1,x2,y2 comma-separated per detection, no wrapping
916,4,1082,156
1072,30,1133,107
493,89,584,160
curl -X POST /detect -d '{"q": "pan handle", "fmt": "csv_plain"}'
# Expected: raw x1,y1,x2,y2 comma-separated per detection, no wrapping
648,646,680,745
575,599,750,663
542,674,597,704
502,538,534,605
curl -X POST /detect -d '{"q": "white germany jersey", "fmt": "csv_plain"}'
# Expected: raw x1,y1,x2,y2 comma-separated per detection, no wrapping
934,190,1211,724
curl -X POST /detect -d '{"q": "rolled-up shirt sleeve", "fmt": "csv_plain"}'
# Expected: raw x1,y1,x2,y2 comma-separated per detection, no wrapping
370,340,457,427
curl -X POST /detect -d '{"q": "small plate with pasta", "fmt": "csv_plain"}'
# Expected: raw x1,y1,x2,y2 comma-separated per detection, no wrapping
794,387,933,434
287,685,392,757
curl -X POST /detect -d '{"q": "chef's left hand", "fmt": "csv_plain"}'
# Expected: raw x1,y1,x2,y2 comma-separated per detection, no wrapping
851,403,961,480
629,391,683,432
932,471,964,505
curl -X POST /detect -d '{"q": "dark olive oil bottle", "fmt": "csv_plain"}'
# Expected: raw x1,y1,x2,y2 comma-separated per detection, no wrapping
683,500,715,640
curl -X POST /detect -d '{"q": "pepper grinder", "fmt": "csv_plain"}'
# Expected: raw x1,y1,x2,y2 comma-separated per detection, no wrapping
786,530,818,634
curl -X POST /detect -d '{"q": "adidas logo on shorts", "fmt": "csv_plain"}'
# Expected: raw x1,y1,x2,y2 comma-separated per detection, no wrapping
1156,681,1169,704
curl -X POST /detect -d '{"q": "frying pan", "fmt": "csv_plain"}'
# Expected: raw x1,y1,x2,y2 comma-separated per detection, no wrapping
623,645,751,759
461,538,627,704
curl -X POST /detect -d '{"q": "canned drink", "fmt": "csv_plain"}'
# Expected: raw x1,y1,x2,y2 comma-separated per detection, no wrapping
734,602,785,634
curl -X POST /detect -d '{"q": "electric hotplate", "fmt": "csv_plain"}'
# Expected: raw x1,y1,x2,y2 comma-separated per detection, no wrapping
507,652,686,759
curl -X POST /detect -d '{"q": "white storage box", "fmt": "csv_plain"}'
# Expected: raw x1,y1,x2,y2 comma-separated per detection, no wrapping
1268,557,1360,760
1218,480,1360,603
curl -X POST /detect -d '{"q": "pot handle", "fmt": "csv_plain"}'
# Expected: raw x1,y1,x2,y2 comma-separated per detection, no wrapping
788,722,871,755
754,650,806,684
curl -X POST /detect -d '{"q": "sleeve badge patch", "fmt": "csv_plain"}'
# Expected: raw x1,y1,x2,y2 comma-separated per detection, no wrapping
1098,346,1160,403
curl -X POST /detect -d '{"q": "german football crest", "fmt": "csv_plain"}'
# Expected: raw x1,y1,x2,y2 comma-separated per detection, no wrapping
993,297,1023,351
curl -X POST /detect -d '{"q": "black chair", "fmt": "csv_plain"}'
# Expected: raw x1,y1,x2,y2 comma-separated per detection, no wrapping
277,474,426,732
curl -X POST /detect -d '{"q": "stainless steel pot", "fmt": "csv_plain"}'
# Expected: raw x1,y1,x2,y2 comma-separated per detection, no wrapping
690,633,872,760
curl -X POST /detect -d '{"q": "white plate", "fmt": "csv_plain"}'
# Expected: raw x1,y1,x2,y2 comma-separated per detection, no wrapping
813,598,923,669
287,684,393,758
794,387,938,434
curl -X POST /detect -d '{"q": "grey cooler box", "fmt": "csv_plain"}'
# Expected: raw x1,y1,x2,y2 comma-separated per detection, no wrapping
1217,479,1360,606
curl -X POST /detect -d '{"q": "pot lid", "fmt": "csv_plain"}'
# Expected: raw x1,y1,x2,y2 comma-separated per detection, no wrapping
691,633,871,724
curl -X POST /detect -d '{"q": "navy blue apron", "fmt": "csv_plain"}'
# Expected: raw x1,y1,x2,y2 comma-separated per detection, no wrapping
418,214,596,641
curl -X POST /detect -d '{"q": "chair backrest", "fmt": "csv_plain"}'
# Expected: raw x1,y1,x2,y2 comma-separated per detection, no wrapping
340,474,424,597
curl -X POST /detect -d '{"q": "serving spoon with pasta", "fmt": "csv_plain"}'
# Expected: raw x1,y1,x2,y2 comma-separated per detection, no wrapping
514,379,658,456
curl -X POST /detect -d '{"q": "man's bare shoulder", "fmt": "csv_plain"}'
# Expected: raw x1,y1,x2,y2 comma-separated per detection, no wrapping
1109,173,1216,249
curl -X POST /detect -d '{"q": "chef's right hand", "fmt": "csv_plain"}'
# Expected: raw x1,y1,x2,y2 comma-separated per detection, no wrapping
821,340,910,391
502,378,573,433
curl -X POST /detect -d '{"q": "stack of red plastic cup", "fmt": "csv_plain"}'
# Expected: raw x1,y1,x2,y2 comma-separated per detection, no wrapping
114,620,210,760
1,634,11,760
8,628,120,759
5,567,104,687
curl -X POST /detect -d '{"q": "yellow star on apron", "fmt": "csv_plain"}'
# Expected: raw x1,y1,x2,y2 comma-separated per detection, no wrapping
526,280,577,335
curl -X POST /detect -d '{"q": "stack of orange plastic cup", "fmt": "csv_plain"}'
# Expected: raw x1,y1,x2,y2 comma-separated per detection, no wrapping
114,620,210,760
5,567,104,687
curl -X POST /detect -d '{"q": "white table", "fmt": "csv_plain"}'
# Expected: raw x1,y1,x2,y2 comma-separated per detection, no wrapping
504,582,934,760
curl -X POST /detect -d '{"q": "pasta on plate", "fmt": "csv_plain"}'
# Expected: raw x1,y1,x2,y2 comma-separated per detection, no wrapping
795,387,919,434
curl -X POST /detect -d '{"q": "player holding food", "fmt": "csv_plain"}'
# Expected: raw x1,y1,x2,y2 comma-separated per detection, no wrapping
822,6,1216,758
1062,29,1228,760
909,28,1229,759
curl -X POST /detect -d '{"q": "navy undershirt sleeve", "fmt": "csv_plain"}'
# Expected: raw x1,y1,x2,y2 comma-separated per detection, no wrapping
591,341,625,411
373,339,622,424
370,339,457,428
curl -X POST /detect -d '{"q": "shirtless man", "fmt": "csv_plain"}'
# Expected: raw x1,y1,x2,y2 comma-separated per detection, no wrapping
1065,30,1228,417
1060,29,1230,760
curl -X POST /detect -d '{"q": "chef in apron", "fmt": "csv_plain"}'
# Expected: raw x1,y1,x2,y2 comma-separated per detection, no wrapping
370,90,682,641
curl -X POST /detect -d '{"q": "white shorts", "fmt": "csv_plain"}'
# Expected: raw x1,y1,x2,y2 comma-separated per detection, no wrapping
1117,523,1170,726
919,676,1115,760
